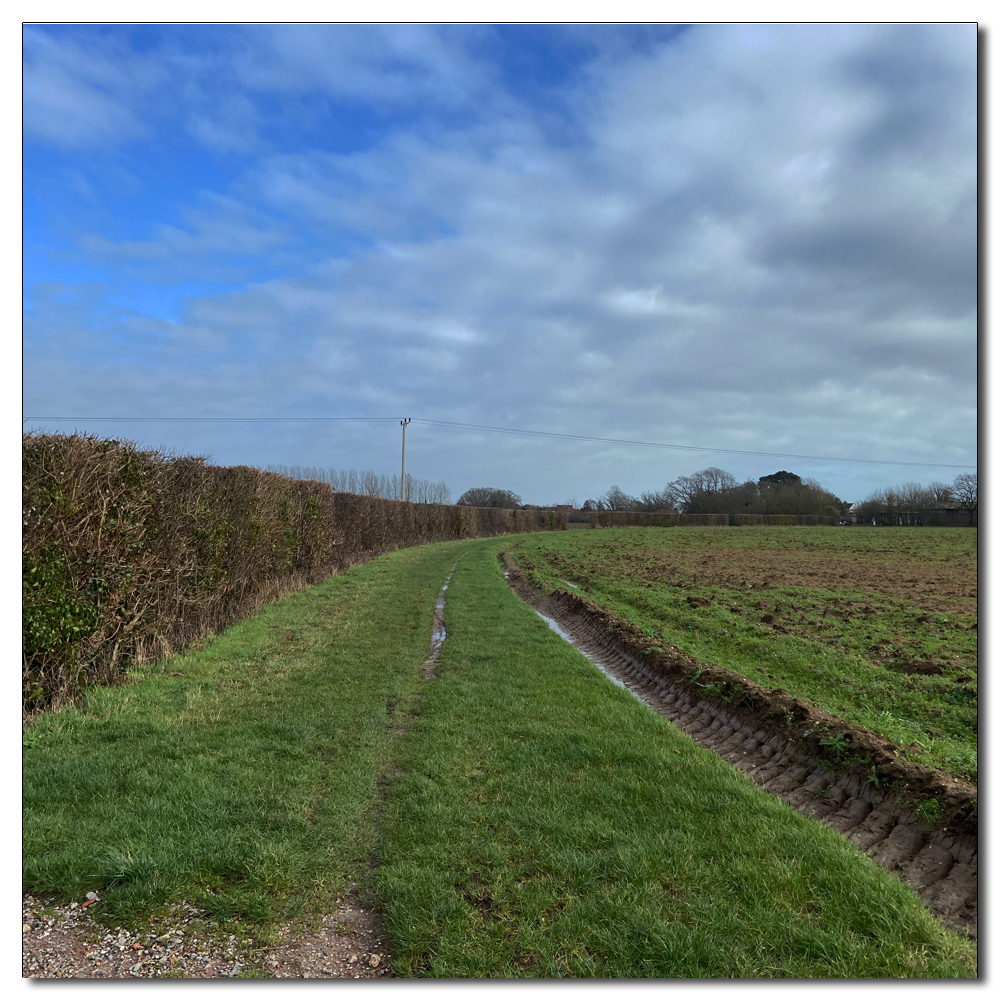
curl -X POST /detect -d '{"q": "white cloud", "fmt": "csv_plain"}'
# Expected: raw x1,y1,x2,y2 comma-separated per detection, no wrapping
22,29,155,148
23,25,508,154
229,25,500,112
185,94,262,154
24,24,977,501
74,193,291,283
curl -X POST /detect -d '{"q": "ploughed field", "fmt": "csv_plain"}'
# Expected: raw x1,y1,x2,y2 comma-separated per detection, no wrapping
511,527,977,785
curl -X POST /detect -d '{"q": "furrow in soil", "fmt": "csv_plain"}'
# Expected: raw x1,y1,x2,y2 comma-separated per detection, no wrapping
506,571,977,940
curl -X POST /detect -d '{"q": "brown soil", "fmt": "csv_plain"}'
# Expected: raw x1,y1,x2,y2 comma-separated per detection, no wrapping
504,559,978,939
579,546,978,610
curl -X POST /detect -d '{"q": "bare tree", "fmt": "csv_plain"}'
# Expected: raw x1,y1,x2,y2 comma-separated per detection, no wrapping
600,485,640,511
855,483,933,526
426,480,451,504
953,472,978,523
266,465,450,503
358,470,380,496
667,467,738,513
637,488,675,512
928,481,956,506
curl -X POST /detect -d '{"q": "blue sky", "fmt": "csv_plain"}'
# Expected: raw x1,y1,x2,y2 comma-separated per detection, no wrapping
22,23,977,504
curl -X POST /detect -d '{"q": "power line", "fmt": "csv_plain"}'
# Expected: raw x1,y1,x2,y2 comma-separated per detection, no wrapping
21,415,976,470
22,417,398,423
411,419,974,470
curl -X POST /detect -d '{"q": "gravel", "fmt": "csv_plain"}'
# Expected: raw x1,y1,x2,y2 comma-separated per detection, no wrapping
22,892,393,979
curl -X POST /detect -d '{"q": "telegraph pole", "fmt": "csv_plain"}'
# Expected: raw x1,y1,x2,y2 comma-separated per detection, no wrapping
400,418,411,501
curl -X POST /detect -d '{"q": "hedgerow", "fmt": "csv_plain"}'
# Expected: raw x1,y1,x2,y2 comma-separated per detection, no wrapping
23,432,565,713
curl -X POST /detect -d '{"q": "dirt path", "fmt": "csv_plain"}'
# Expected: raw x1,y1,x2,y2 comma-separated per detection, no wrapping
505,567,977,940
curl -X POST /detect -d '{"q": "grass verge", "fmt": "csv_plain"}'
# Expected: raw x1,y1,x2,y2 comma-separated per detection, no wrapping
373,542,976,977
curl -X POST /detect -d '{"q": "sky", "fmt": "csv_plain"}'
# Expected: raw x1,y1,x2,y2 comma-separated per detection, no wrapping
22,22,978,506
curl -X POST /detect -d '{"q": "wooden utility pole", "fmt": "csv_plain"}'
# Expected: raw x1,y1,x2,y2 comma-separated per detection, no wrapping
400,418,411,501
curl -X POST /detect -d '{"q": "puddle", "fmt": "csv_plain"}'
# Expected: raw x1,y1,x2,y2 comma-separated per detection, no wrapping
560,580,579,589
534,610,632,694
428,584,449,653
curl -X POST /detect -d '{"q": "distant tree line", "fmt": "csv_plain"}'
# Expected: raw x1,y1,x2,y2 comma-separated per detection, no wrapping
582,468,846,518
853,473,977,526
267,465,451,504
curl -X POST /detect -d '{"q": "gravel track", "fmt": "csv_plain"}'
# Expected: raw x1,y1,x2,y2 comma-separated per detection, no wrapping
507,571,977,939
21,892,392,979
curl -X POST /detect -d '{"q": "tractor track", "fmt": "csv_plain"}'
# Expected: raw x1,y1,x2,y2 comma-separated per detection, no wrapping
504,563,977,940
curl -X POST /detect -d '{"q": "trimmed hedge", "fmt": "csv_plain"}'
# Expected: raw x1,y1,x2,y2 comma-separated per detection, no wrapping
586,511,838,528
23,432,566,713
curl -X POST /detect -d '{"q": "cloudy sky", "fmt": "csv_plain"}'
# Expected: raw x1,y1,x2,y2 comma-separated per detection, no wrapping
23,23,977,505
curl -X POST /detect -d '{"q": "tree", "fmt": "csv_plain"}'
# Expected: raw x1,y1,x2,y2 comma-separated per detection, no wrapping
266,465,449,502
855,482,935,526
895,482,935,513
666,467,739,513
456,486,523,508
928,481,955,506
953,472,977,523
600,485,640,511
757,472,844,517
759,470,801,485
637,488,675,512
853,489,889,525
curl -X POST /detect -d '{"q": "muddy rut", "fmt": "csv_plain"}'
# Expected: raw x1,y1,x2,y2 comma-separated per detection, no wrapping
422,556,464,679
504,564,977,940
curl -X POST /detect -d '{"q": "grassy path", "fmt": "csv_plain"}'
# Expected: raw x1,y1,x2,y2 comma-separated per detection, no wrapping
23,539,467,933
23,537,976,977
374,542,975,977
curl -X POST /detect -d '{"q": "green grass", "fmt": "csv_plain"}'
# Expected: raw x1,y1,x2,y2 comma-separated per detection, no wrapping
374,543,975,977
23,535,977,976
510,528,977,781
23,539,469,935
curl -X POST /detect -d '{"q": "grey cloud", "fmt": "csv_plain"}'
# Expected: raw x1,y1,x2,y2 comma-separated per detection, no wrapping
25,24,976,503
753,211,976,319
